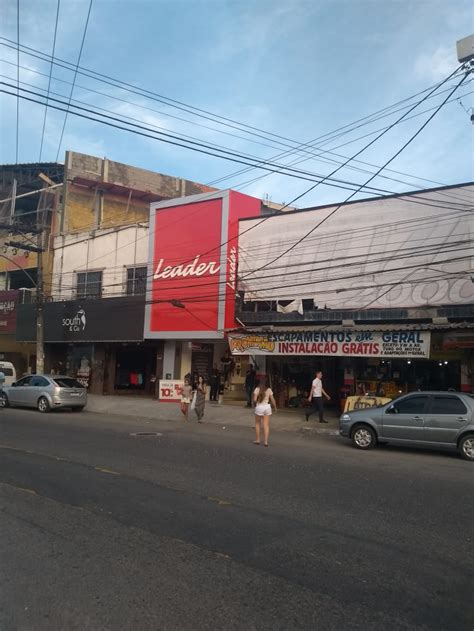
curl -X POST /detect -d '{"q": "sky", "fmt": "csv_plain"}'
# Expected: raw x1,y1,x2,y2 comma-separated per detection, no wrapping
0,0,472,209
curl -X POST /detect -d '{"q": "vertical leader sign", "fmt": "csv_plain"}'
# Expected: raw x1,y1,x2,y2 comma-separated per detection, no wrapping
144,190,261,339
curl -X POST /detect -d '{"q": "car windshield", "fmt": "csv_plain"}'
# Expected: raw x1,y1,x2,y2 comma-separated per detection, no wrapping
53,378,85,389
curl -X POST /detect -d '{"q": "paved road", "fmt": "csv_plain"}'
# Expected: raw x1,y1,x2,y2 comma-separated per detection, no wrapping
0,407,472,630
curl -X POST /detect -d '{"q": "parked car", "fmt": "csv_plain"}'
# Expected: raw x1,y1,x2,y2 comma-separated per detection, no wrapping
0,374,87,413
339,391,474,461
0,360,17,386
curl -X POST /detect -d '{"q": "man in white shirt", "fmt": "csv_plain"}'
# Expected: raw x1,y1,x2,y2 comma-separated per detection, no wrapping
305,370,330,423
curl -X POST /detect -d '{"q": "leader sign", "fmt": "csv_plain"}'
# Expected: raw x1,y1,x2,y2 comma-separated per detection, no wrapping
228,330,431,358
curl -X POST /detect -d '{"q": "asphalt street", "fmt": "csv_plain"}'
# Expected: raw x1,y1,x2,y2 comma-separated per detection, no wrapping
0,407,472,631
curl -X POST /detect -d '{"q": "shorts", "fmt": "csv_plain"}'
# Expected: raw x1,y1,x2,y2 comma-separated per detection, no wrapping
255,403,272,417
181,397,191,404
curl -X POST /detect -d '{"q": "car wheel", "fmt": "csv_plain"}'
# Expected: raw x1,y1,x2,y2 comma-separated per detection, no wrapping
37,396,51,413
0,392,9,408
458,434,474,462
351,424,377,450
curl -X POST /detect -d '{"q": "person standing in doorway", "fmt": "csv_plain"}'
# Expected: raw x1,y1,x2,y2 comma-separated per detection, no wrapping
194,375,207,423
253,377,277,447
244,364,256,407
209,364,220,402
305,370,331,423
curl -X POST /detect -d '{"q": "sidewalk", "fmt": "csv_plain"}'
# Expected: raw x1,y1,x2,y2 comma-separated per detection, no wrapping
85,394,340,434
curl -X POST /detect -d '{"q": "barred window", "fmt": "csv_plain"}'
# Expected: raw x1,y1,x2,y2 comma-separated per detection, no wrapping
126,267,147,296
77,271,102,299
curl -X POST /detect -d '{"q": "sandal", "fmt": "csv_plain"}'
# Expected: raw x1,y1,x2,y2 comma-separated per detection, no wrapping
253,441,260,445
264,443,269,448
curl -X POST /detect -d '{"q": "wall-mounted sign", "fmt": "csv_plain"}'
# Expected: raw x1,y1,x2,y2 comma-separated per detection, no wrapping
228,330,431,359
144,190,260,340
0,290,19,334
16,296,145,343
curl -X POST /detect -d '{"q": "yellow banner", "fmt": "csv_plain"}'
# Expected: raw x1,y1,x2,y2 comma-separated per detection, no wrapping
344,395,392,413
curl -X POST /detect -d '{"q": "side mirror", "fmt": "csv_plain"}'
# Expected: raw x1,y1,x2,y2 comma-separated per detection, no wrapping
386,405,397,414
11,382,17,387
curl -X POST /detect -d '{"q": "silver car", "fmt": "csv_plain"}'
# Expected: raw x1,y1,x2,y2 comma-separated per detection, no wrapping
0,374,87,413
339,391,474,461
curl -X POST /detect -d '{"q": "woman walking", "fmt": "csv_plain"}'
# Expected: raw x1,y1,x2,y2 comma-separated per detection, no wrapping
194,375,207,423
253,377,277,447
180,377,193,421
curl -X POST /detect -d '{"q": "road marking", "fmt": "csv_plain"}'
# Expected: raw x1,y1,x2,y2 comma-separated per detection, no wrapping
94,467,121,476
16,487,37,495
0,444,121,476
208,496,231,506
0,444,68,461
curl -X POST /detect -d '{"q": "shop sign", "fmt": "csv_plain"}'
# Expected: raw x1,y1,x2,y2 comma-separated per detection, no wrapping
228,330,431,359
62,307,87,332
16,296,145,343
442,331,474,350
144,191,261,339
344,395,392,413
0,290,19,334
159,379,184,402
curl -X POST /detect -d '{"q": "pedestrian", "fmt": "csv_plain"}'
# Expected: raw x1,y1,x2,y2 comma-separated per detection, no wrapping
180,377,193,421
305,370,330,423
209,364,220,402
253,377,277,447
244,364,256,407
194,375,207,423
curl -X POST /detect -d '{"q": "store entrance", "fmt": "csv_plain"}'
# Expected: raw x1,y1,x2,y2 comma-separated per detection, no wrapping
267,355,338,410
114,347,155,394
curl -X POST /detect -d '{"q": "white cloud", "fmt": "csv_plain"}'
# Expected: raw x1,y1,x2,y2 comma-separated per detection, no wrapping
414,45,459,82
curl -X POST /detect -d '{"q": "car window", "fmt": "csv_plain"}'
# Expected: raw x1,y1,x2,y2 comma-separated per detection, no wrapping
430,396,467,415
15,376,33,387
30,376,50,387
0,367,14,376
53,378,84,389
391,395,429,415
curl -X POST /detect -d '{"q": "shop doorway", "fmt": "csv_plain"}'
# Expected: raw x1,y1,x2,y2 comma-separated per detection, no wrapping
114,347,155,394
266,355,338,410
191,344,214,381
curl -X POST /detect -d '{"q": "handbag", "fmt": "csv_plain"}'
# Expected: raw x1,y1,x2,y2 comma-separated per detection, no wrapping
190,391,197,411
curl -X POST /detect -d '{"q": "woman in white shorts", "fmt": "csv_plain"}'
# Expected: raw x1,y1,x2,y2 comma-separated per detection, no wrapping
253,377,277,447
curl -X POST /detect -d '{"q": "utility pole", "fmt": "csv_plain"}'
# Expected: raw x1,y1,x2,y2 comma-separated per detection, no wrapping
35,184,50,375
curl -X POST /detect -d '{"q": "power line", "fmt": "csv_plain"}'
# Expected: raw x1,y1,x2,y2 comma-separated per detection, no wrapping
0,36,469,181
54,0,93,162
8,74,473,211
48,242,474,298
2,82,413,197
6,58,471,198
38,0,60,161
240,65,471,283
2,40,472,209
15,0,19,162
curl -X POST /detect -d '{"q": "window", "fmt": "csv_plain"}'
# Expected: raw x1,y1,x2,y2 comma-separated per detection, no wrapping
0,367,14,376
30,376,49,387
430,396,467,415
77,271,102,299
126,266,147,296
389,395,429,415
53,377,84,389
15,376,32,387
